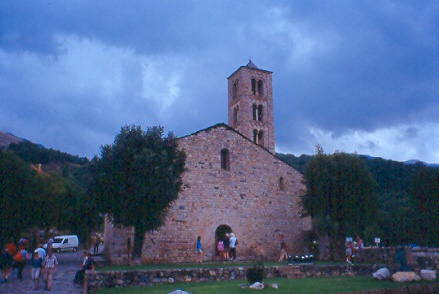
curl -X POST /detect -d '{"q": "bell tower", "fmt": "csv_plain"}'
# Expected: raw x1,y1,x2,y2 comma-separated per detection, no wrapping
227,60,275,153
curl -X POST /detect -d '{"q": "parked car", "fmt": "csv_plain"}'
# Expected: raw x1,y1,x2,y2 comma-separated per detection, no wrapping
44,235,79,252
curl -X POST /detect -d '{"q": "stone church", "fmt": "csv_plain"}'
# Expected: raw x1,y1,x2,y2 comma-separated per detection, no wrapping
104,61,311,263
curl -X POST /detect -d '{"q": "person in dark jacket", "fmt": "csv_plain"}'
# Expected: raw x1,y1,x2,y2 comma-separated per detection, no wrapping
73,251,94,284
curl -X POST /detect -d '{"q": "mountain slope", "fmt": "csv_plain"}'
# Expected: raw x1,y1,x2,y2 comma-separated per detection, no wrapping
0,131,25,149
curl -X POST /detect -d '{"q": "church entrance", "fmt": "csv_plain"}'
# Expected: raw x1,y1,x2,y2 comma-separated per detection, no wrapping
215,224,232,256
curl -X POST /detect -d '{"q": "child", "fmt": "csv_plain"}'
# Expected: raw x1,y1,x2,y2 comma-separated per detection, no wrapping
31,252,42,290
196,236,203,262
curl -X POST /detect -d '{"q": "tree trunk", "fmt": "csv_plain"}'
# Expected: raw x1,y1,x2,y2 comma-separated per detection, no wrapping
132,226,146,263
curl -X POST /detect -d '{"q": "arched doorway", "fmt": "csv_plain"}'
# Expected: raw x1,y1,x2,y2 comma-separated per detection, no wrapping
215,224,232,256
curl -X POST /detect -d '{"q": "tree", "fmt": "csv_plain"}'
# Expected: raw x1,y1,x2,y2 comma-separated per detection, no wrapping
302,146,378,260
92,125,186,261
0,150,35,242
409,164,439,246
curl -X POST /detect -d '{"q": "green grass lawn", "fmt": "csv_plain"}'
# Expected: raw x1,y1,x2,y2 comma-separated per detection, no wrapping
94,276,434,294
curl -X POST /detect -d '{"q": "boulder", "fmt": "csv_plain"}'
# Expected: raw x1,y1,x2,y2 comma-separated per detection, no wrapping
168,290,190,294
373,268,391,280
249,282,265,290
391,271,421,283
420,269,437,281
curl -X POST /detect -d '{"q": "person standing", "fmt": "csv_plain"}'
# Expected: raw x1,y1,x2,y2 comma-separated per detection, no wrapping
42,250,58,291
93,234,101,255
34,243,46,261
228,233,237,260
195,236,203,262
14,245,29,279
277,235,288,262
345,242,353,264
0,246,13,283
31,252,43,290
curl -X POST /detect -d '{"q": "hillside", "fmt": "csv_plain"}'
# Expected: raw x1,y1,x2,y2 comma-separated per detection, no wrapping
0,131,24,149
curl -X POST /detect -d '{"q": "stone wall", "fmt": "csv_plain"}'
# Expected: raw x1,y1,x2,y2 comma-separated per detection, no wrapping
104,124,311,264
84,264,387,293
353,247,439,272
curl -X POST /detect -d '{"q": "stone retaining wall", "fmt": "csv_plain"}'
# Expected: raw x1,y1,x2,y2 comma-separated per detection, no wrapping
354,247,439,272
84,264,386,293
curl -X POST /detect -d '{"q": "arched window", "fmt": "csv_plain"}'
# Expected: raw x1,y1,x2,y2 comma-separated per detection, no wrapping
252,104,257,121
279,177,285,191
258,130,264,145
233,80,238,99
258,80,264,96
253,129,264,145
258,104,263,121
221,149,230,170
251,79,257,95
233,106,238,126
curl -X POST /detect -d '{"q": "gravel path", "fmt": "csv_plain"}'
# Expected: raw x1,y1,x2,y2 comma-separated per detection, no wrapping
0,250,87,294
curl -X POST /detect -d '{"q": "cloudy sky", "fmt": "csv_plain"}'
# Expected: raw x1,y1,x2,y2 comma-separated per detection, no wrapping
1,1,438,163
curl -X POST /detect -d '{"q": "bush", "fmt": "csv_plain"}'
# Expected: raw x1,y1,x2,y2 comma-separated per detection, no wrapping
246,261,265,284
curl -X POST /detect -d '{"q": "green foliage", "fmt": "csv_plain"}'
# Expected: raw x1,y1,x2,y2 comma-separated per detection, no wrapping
276,153,313,173
409,165,439,246
91,125,186,259
279,152,439,247
0,147,100,246
246,261,265,284
0,150,35,242
302,149,378,259
8,141,88,165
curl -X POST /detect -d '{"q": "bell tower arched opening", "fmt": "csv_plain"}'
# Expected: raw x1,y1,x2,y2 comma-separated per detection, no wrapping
227,60,275,153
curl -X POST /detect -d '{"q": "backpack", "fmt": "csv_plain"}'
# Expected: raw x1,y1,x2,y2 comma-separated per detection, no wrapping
13,251,23,262
235,239,238,246
217,241,224,251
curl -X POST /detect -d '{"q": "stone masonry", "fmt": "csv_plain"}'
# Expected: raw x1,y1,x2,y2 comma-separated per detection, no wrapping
104,62,311,264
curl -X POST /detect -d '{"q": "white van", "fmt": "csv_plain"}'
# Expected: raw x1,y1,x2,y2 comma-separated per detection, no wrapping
45,235,79,252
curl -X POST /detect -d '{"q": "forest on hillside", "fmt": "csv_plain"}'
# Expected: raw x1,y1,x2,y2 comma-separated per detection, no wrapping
0,141,437,249
277,153,439,247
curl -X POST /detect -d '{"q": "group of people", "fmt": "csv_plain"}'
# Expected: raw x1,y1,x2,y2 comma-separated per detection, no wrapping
217,232,238,260
0,237,97,291
196,232,238,262
0,239,59,291
345,236,364,263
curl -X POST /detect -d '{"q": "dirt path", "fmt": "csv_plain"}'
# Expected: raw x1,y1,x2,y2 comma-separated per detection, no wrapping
0,250,86,294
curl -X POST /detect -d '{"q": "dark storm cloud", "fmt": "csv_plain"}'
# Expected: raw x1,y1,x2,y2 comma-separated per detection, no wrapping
0,1,438,162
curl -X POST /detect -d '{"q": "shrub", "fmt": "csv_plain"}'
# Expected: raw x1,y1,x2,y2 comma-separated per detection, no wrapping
246,261,265,284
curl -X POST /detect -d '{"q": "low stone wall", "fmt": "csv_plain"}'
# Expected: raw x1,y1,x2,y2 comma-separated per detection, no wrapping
84,264,385,293
354,247,439,272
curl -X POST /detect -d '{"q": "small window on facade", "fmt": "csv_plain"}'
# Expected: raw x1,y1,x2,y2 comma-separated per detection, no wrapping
221,149,230,170
279,177,285,190
258,104,263,121
258,80,264,96
233,80,238,99
258,130,264,145
233,106,238,126
251,79,256,95
252,104,257,121
253,129,258,144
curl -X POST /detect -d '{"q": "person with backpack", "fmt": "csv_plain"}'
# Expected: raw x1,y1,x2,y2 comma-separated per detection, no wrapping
14,245,28,279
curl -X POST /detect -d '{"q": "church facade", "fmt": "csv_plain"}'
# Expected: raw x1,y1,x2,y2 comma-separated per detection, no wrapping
104,62,311,263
